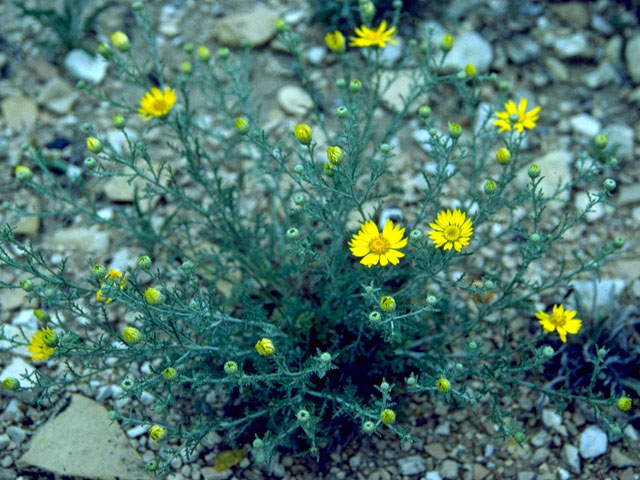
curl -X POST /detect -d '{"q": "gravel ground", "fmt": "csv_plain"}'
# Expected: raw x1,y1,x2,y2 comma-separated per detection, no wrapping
1,1,640,479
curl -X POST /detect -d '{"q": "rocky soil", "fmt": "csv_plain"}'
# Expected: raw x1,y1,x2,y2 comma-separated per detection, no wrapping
1,1,640,479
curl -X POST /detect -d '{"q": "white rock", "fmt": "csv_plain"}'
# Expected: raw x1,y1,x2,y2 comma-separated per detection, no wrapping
570,113,601,137
140,391,155,406
398,455,427,476
562,444,581,474
623,424,638,442
579,425,608,459
277,85,314,116
0,356,36,388
1,94,38,131
212,5,278,47
625,34,640,82
425,472,443,480
571,279,625,311
574,191,604,221
434,421,450,435
601,124,634,161
554,33,590,59
522,150,573,204
126,425,149,438
557,467,571,480
51,227,110,255
379,69,426,112
306,46,326,65
2,399,24,423
36,78,79,114
440,459,459,479
64,49,107,84
0,434,10,449
6,426,26,444
542,409,562,429
12,309,38,330
412,129,434,153
583,62,619,89
159,5,182,37
442,31,493,73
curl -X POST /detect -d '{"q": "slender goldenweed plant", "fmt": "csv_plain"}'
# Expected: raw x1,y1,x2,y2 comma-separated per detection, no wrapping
2,2,636,472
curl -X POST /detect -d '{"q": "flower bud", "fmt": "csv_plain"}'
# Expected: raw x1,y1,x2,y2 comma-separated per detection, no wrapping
440,33,454,52
43,329,58,347
97,42,112,59
132,1,144,12
496,147,511,165
293,164,304,174
319,352,332,364
327,146,343,165
349,79,362,93
418,105,431,119
465,63,477,78
597,347,608,359
162,367,177,380
14,165,34,181
336,78,346,89
456,71,466,80
92,264,106,280
483,179,497,195
512,431,526,443
252,438,264,449
286,227,300,240
21,279,34,292
197,46,211,62
144,287,164,306
325,31,346,53
136,255,151,270
613,237,624,249
380,296,396,312
84,157,97,170
121,377,135,391
110,115,126,130
255,338,275,356
2,377,19,391
436,377,450,393
149,425,166,441
294,124,312,145
617,397,632,412
380,381,390,393
181,61,192,74
380,408,395,424
594,134,608,149
323,162,337,177
603,178,616,192
527,164,540,179
426,295,437,305
542,346,554,358
529,233,541,244
275,18,287,33
405,373,417,386
368,311,381,324
296,409,310,423
393,0,403,9
44,288,55,299
218,47,230,60
224,360,238,375
183,42,194,54
293,193,306,205
34,309,50,323
145,460,158,472
499,80,510,92
362,420,376,433
468,340,478,350
110,31,130,52
86,137,102,154
336,106,348,119
235,117,249,135
410,229,422,241
448,122,462,139
255,453,266,464
123,327,141,345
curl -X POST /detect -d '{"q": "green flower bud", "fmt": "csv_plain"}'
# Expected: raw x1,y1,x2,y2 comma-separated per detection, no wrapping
323,162,337,177
92,264,106,280
145,460,158,472
369,311,381,324
594,134,608,149
319,352,332,364
2,377,20,391
252,438,264,449
617,397,632,412
144,287,164,306
132,1,144,12
528,164,541,179
436,377,450,393
293,164,304,174
97,42,112,59
380,296,396,312
336,78,346,89
286,227,300,240
362,420,376,434
542,346,554,358
603,178,616,192
293,193,306,205
21,279,34,292
499,80,510,92
380,381,390,393
224,361,238,375
121,377,135,391
379,143,391,154
255,453,266,464
426,295,437,305
405,373,417,386
392,0,403,9
34,309,50,323
14,165,33,181
218,47,230,60
483,179,497,195
183,42,194,54
110,31,130,52
440,33,454,52
336,106,348,119
296,409,310,423
275,18,287,33
181,61,192,75
468,340,478,350
137,255,152,270
162,367,177,380
529,233,541,244
44,288,55,299
86,137,102,154
597,347,608,359
197,46,211,62
410,229,423,241
43,329,58,347
512,431,526,443
418,105,431,119
349,79,362,93
496,147,511,165
84,157,97,170
448,122,462,139
613,237,624,249
234,117,249,135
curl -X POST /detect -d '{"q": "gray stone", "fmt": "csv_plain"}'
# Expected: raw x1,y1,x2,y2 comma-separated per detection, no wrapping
126,425,149,438
579,425,608,459
624,424,638,442
397,455,427,476
440,459,459,479
517,472,536,480
64,49,107,84
601,124,634,161
6,426,26,444
544,57,569,82
434,421,451,435
306,46,326,65
618,184,640,206
553,2,590,29
531,429,552,447
574,191,605,222
610,447,637,468
379,69,426,112
36,78,79,114
570,113,601,137
571,279,625,311
17,394,150,480
557,468,571,480
158,4,182,37
212,5,278,47
0,434,9,449
277,85,314,116
201,466,232,480
1,94,38,131
425,473,443,480
349,454,362,468
625,35,640,82
554,33,590,59
523,150,573,204
506,36,541,65
562,444,581,474
51,226,110,255
583,63,619,89
2,398,24,423
442,31,493,73
531,447,550,465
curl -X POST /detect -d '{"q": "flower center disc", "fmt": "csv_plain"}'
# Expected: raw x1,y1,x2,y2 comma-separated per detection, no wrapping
551,313,566,327
153,99,167,111
444,226,460,241
369,236,389,254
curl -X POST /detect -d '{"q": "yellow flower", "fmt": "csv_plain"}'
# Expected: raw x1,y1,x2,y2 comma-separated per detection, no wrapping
380,408,395,424
464,63,477,78
349,219,408,267
325,31,346,52
493,98,540,133
110,31,130,52
86,136,102,154
440,33,454,52
428,209,473,252
327,146,343,165
96,268,126,304
255,338,275,356
350,20,397,48
294,124,312,145
535,304,581,343
138,87,176,120
144,287,164,306
162,367,177,380
380,296,396,312
436,378,450,393
149,425,166,441
123,327,141,345
28,329,56,361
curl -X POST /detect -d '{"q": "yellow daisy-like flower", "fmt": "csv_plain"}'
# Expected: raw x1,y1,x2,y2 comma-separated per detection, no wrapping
493,98,540,133
428,209,473,252
28,328,56,361
535,304,581,343
255,338,275,356
349,20,397,49
325,31,346,53
349,219,408,267
96,268,126,304
138,87,176,120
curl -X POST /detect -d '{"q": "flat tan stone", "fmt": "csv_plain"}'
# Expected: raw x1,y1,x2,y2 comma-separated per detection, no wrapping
18,394,150,480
